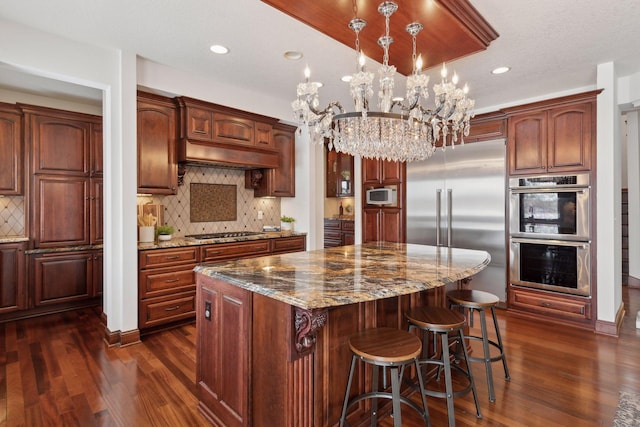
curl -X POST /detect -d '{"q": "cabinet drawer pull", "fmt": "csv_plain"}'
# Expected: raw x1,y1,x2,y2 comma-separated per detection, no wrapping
164,278,180,283
540,302,553,308
164,305,181,311
165,256,181,260
207,251,221,255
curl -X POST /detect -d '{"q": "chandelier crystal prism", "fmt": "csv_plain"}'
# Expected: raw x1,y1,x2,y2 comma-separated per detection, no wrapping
291,1,475,162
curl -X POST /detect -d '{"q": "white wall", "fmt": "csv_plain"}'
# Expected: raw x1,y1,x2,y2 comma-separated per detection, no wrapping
625,112,640,280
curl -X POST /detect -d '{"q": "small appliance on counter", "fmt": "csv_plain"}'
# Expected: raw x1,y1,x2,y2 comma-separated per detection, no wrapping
263,225,281,232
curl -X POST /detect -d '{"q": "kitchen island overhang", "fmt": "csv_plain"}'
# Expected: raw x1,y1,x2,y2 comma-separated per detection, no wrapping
195,242,490,427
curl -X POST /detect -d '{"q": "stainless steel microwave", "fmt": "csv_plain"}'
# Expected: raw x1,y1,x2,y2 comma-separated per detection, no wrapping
366,187,397,205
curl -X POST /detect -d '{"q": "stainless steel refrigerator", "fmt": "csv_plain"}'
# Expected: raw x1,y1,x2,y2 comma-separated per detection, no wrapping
406,139,507,301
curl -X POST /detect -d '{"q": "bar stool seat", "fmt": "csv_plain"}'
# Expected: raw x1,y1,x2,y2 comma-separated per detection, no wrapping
339,327,430,427
405,306,481,427
447,289,511,403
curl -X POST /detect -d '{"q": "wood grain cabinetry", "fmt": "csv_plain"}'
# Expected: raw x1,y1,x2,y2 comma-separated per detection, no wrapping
24,106,103,249
0,103,23,195
252,125,296,197
509,287,592,324
137,92,178,195
176,97,279,169
506,92,597,175
31,250,102,306
326,146,354,197
138,246,199,331
362,158,405,243
139,236,306,333
0,242,26,313
197,276,251,427
270,235,306,254
324,219,355,248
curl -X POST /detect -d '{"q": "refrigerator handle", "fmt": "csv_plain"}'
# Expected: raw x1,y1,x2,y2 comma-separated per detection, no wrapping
447,189,453,248
436,189,442,246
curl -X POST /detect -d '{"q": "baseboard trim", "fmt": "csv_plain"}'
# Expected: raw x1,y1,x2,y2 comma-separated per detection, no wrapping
103,325,142,347
595,301,625,337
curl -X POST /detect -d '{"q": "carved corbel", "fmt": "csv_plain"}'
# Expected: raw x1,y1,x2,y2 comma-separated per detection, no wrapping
291,307,328,360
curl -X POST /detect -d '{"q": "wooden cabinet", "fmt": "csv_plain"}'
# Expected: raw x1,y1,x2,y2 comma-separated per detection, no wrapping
176,97,279,169
362,208,404,243
0,103,23,195
32,251,96,306
252,125,296,197
201,240,270,262
33,175,90,248
197,275,251,427
0,242,26,313
324,219,355,248
362,158,406,243
138,236,306,333
508,286,592,326
326,146,354,197
270,235,306,254
137,92,178,195
506,92,596,175
138,246,198,331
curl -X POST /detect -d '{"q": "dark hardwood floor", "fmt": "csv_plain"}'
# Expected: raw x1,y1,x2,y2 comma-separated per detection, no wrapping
2,288,640,426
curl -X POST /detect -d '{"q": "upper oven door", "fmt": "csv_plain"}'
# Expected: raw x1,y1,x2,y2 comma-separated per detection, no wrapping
509,187,590,241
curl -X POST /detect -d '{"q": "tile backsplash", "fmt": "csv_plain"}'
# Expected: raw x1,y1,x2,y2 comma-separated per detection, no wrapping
138,165,281,236
0,196,25,236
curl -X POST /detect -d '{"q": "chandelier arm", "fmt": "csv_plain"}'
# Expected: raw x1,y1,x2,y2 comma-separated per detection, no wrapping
308,101,345,117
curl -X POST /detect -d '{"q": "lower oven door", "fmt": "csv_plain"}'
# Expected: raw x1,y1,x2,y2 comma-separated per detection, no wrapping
510,237,591,297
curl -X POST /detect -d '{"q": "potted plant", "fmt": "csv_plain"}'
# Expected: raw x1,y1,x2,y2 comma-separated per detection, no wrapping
156,225,175,241
280,215,295,232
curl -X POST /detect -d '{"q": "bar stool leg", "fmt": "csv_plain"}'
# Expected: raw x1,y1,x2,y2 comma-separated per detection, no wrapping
440,331,456,427
491,306,511,381
340,355,358,427
457,329,482,418
390,365,403,427
371,364,379,426
478,309,496,402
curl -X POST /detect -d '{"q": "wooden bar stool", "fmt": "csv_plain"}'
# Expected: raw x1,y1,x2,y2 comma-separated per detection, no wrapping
447,289,511,403
405,306,481,427
339,327,430,427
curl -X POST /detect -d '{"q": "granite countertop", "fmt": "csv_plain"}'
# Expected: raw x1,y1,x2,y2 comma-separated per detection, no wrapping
194,241,490,310
0,236,29,244
138,231,306,250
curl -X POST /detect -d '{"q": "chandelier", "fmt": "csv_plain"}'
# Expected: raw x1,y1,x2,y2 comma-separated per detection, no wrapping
291,1,475,163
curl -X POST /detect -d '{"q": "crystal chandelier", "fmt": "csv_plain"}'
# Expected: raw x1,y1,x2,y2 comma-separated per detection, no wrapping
292,1,475,163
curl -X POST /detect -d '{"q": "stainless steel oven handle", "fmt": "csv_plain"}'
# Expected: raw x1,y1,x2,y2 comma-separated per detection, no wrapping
511,237,590,246
510,187,588,194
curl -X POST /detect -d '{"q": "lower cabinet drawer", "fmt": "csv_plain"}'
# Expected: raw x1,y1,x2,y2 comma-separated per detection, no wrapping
139,265,196,298
139,291,196,329
509,287,591,320
271,235,306,253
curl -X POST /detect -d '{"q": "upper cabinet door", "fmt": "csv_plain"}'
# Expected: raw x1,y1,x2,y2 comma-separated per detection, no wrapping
547,102,593,172
212,113,254,146
508,112,547,175
0,106,23,195
137,94,178,195
30,114,90,176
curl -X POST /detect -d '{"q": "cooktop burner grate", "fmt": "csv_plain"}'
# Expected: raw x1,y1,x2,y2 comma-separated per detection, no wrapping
185,231,262,239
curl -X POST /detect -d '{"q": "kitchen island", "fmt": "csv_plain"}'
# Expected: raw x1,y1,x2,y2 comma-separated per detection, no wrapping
194,241,490,427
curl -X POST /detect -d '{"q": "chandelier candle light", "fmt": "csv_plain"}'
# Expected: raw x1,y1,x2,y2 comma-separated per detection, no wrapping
292,1,475,163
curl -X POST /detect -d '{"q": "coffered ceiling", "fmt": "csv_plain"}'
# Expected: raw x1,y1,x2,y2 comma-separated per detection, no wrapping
261,0,498,75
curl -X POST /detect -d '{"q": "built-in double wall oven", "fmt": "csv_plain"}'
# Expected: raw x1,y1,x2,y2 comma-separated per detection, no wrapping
508,173,591,297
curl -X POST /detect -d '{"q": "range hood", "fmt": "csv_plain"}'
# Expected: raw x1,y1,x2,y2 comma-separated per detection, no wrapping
176,96,280,169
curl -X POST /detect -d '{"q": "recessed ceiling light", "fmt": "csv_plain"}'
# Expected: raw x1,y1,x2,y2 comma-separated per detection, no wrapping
341,75,352,83
210,44,229,55
284,51,303,60
491,66,510,75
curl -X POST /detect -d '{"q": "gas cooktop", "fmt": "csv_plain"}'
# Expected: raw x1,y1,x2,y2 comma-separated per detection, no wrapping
185,231,262,239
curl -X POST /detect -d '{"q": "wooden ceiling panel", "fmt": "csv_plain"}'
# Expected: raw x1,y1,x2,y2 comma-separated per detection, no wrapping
262,0,498,76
